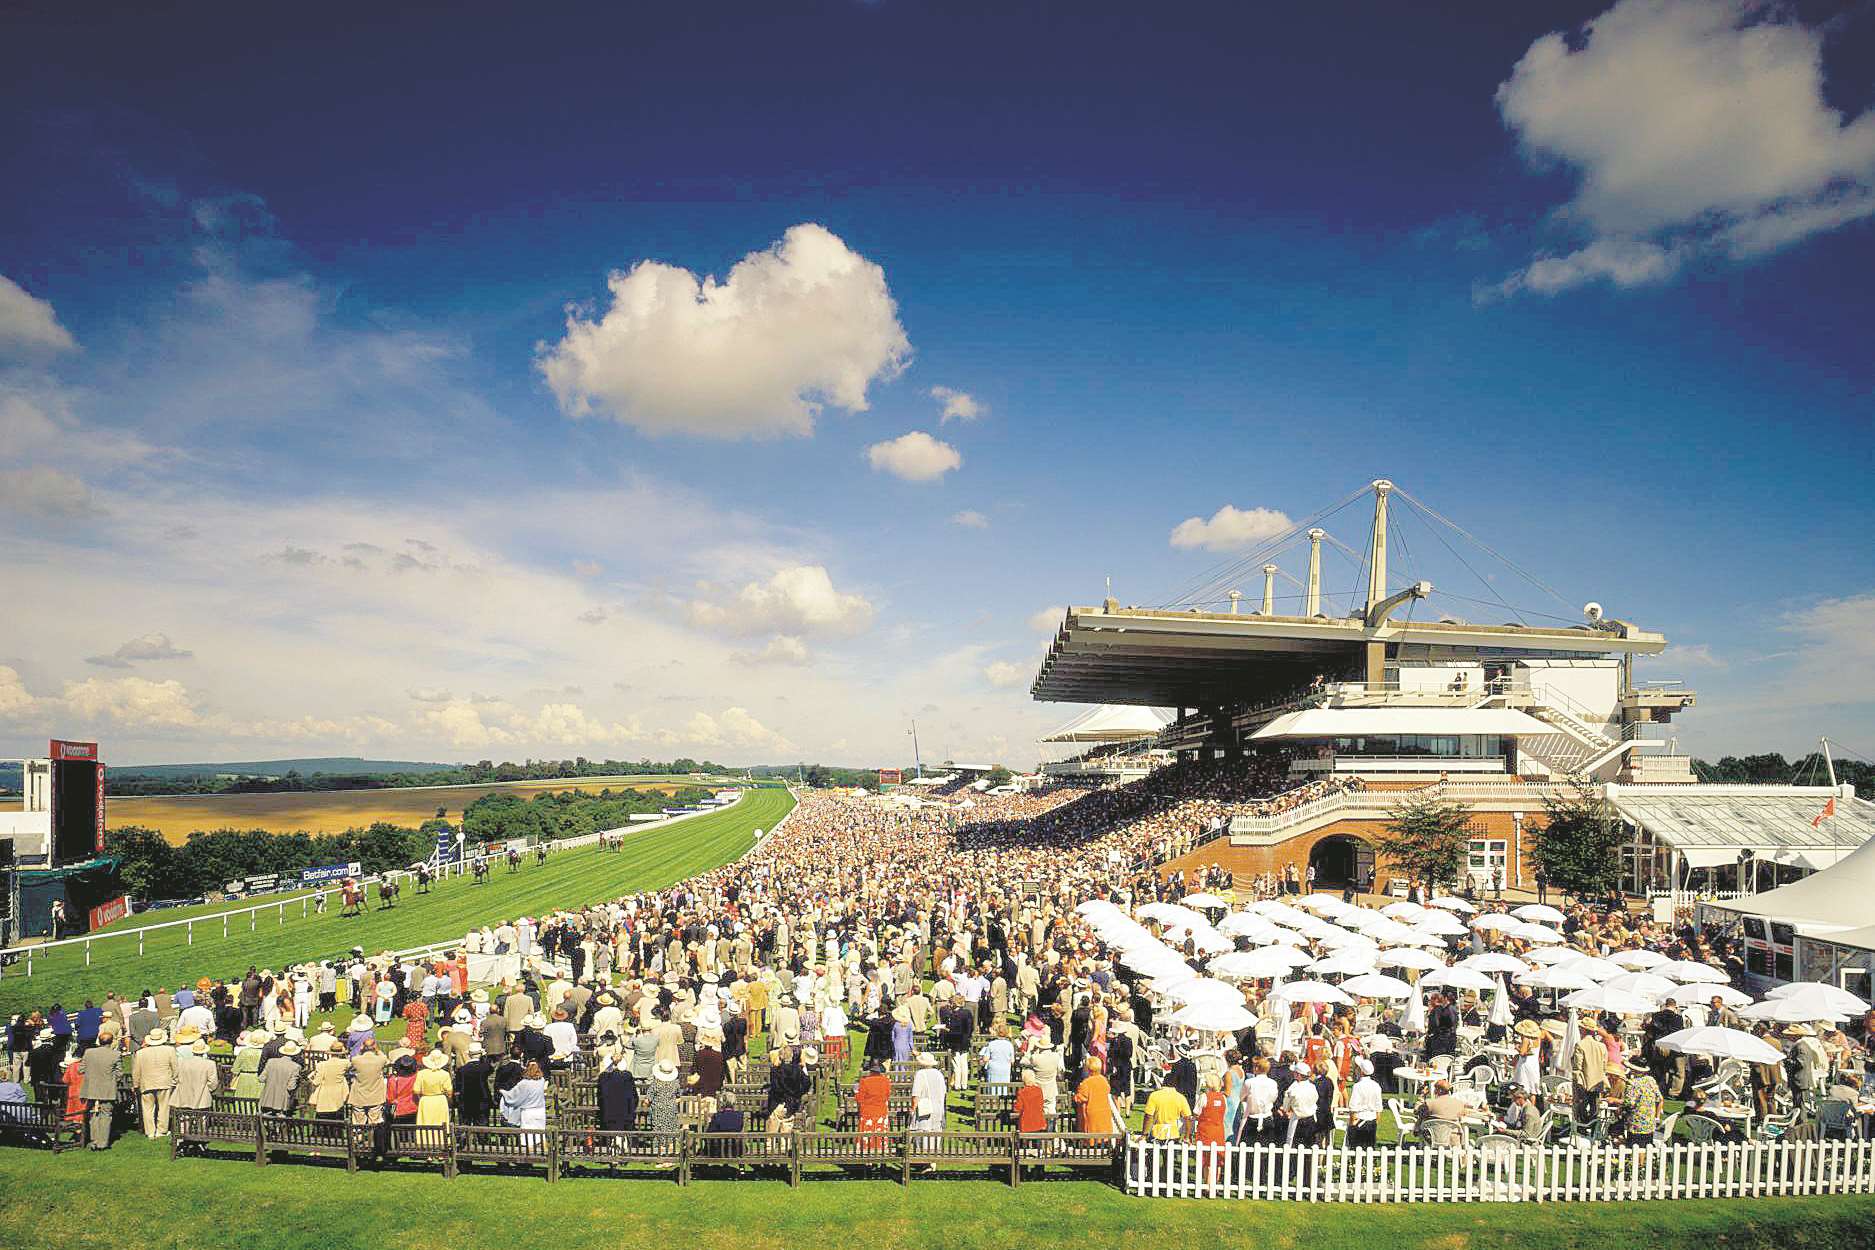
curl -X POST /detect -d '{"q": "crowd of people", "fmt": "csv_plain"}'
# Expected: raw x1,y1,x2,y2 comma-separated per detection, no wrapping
2,760,1871,1168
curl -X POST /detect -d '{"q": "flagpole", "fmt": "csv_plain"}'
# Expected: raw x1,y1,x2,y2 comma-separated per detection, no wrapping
1821,736,1838,788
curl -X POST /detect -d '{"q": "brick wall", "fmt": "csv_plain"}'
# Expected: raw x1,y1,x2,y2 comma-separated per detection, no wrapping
1159,808,1540,893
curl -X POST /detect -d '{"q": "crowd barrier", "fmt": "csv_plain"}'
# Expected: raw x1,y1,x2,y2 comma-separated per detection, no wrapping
157,1110,1120,1186
1124,1136,1875,1203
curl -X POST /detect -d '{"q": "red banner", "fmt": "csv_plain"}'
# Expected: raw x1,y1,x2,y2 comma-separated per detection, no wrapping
50,739,98,761
88,895,128,929
96,763,107,852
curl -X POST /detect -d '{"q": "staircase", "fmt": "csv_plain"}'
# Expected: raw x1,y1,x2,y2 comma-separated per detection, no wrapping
1523,702,1646,778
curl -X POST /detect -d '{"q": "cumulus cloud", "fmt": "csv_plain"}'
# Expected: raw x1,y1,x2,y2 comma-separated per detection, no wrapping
950,510,989,530
930,385,986,423
684,706,790,751
1491,0,1875,295
687,565,873,637
538,223,910,439
84,632,194,668
0,666,41,721
732,635,810,667
1028,606,1064,634
572,560,603,578
406,686,455,703
866,430,961,482
59,675,201,729
983,660,1028,689
0,467,95,518
1169,504,1294,552
0,275,76,353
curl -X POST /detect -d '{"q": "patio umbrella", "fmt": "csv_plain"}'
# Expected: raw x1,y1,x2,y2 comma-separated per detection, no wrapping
1167,1000,1257,1033
1738,989,1854,1023
1700,984,1756,1009
1270,1006,1297,1058
1162,977,1244,1006
1765,981,1870,1014
1460,952,1530,975
1315,927,1379,951
1414,911,1469,937
1554,956,1627,982
1340,972,1415,1000
1654,960,1729,985
1421,966,1498,992
1603,971,1676,999
1513,923,1566,944
1218,912,1279,940
1524,945,1586,965
1298,892,1351,913
1309,951,1380,978
1381,901,1425,921
1655,1025,1784,1066
1428,895,1475,913
1516,965,1598,992
1560,984,1660,1015
1137,901,1199,923
1271,980,1355,1007
1609,948,1669,970
1404,981,1427,1032
1180,892,1229,910
1552,1011,1580,1075
1489,975,1513,1027
1471,913,1521,932
1211,947,1310,979
1376,947,1447,972
1513,903,1567,924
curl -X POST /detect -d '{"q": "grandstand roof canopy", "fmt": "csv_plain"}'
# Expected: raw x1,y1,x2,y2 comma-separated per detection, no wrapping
1029,605,1666,707
1698,801,1875,933
1042,704,1172,743
1251,707,1550,740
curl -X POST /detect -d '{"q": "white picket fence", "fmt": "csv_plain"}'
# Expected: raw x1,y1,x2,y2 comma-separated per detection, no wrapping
1125,1137,1875,1203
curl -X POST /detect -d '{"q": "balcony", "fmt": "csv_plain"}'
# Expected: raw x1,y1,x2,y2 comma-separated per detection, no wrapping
1291,755,1510,775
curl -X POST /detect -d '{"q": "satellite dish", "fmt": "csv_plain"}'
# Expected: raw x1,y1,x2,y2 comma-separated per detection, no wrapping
1584,602,1604,622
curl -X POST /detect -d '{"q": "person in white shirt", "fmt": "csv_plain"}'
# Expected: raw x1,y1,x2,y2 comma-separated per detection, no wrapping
1282,1061,1320,1145
1240,1056,1280,1145
544,1008,579,1063
1347,1057,1382,1147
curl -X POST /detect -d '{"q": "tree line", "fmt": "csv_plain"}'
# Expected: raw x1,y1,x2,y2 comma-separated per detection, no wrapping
102,756,745,798
102,786,708,902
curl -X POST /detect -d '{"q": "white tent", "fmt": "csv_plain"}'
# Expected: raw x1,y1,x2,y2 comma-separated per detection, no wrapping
1707,831,1875,935
1041,704,1171,743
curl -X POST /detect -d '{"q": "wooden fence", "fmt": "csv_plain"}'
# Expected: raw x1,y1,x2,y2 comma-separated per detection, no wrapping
1125,1137,1875,1202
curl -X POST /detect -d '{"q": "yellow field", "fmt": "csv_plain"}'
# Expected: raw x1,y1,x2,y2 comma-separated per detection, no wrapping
108,775,708,845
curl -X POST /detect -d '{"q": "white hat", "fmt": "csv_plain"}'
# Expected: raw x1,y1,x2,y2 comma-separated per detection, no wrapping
652,1060,678,1081
1354,1057,1374,1076
422,1049,450,1069
915,1051,938,1068
802,1045,819,1065
1291,1061,1312,1077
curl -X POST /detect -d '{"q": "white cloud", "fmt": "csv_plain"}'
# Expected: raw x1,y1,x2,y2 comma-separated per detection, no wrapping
418,701,517,750
59,675,201,729
983,660,1028,689
1028,606,1064,634
85,632,194,668
0,275,76,353
406,686,455,703
866,430,961,482
538,223,911,439
682,706,791,752
1169,504,1294,552
950,510,989,530
1493,0,1875,294
0,467,96,518
732,635,810,667
1646,642,1725,670
0,667,41,721
688,565,874,637
930,385,986,423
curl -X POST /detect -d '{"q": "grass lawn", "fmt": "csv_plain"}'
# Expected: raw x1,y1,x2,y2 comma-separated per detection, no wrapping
0,788,793,1015
3,1134,1872,1250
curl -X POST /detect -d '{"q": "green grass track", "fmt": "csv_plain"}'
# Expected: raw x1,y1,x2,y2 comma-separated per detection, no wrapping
0,789,793,1014
2,1134,1872,1250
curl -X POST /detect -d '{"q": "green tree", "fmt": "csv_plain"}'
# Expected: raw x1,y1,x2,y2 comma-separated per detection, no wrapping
1527,777,1625,900
102,826,178,900
985,765,1014,787
1375,792,1476,891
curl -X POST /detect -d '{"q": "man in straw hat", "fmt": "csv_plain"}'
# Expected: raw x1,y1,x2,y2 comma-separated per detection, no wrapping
132,1026,178,1139
78,1025,120,1149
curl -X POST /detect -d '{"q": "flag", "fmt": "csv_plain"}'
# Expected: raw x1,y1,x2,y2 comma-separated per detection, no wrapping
1813,798,1837,829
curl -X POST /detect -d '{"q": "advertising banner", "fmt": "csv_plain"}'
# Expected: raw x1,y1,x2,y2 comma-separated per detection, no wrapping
300,861,363,886
88,895,129,929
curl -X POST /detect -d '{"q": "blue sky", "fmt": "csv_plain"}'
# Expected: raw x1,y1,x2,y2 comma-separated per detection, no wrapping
2,0,1872,767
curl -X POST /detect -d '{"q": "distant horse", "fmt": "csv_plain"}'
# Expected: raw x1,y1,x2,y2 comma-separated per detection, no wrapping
340,881,362,917
414,865,433,894
506,848,521,873
378,878,400,909
534,844,548,867
473,858,491,885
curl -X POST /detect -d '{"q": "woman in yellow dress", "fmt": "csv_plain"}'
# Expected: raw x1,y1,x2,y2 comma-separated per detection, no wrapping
414,1049,454,1127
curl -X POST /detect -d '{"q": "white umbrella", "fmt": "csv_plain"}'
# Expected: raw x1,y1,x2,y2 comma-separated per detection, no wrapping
1272,980,1355,1007
1489,975,1513,1027
1513,923,1565,944
1270,1006,1297,1058
1471,913,1521,932
1404,981,1427,1032
1210,948,1308,979
1381,901,1425,921
1421,966,1498,992
1075,900,1119,916
1428,895,1475,913
1697,984,1756,1009
1315,927,1379,951
1168,1000,1257,1032
1309,951,1380,978
1180,892,1229,909
1765,981,1869,1014
1554,956,1627,982
1137,901,1200,924
1603,971,1676,999
1513,903,1567,924
1516,965,1598,992
1552,1011,1579,1075
1376,947,1447,972
1460,952,1530,975
1341,972,1415,1000
1218,912,1279,940
1414,911,1469,937
1298,892,1350,913
1524,945,1585,965
1162,978,1244,1006
1561,985,1660,1015
1609,948,1669,970
1654,960,1729,985
1656,1025,1784,1065
1247,901,1312,926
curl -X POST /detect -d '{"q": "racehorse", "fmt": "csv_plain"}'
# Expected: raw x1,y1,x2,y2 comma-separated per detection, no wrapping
506,848,521,873
340,880,362,917
378,878,400,909
534,843,548,867
472,858,490,885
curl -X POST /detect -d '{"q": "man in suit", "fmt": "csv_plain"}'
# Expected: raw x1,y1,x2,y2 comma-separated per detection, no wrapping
347,1041,389,1128
309,1048,352,1120
131,1027,178,1139
79,1028,121,1149
454,1044,495,1126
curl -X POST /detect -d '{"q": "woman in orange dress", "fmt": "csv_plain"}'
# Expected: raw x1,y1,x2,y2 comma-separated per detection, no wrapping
61,1057,85,1130
401,999,429,1053
855,1060,891,1152
1195,1074,1229,1182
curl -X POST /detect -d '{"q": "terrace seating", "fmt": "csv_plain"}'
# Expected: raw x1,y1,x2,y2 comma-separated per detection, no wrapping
554,1128,687,1182
259,1115,359,1170
171,1107,265,1163
452,1124,554,1179
1015,1131,1121,1185
380,1123,454,1171
904,1128,1020,1185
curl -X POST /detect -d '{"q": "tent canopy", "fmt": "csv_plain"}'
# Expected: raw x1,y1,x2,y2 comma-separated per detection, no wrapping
1250,707,1550,740
1042,704,1172,744
1612,786,1871,872
1707,821,1875,935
